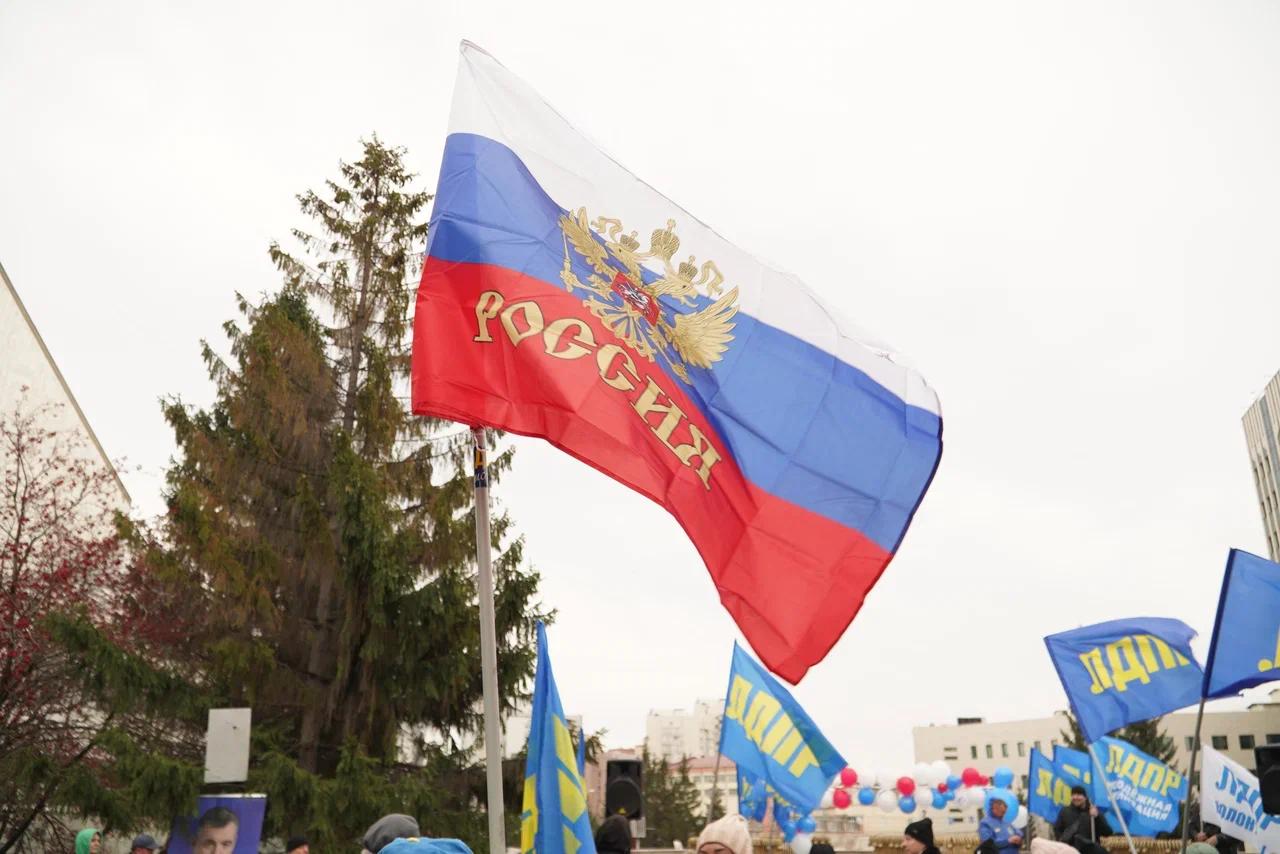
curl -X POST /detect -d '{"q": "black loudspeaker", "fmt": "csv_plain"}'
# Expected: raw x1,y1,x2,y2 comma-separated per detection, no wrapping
1256,745,1280,815
605,759,644,819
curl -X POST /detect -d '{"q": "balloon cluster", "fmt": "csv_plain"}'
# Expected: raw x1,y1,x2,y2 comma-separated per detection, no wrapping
821,761,1029,827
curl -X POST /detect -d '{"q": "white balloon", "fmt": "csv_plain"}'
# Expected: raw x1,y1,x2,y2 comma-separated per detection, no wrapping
790,834,812,854
967,786,988,805
952,789,970,809
876,769,896,788
915,786,933,809
819,790,834,810
877,789,899,813
932,760,952,784
1013,806,1029,830
914,762,933,785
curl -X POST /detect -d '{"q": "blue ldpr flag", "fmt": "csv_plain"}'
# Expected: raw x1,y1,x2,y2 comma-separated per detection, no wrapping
1092,736,1186,836
718,643,844,815
575,721,586,777
521,623,595,854
1028,748,1068,822
1204,549,1280,699
1044,617,1203,743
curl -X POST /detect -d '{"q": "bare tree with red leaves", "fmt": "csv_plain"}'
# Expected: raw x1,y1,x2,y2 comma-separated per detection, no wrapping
0,396,203,854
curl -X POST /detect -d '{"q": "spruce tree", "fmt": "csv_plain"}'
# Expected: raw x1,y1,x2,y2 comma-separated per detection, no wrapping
641,749,705,847
124,137,544,848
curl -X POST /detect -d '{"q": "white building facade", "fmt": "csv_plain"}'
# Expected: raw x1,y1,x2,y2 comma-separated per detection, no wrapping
1244,374,1280,561
913,689,1280,792
646,698,724,760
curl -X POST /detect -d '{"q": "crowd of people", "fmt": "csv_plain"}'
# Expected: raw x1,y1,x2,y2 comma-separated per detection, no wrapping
64,788,1244,854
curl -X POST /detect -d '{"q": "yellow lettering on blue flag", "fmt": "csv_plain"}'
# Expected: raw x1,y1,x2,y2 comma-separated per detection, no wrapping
718,643,844,816
523,623,597,854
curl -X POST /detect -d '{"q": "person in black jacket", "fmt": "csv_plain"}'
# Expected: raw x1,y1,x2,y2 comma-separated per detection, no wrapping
902,817,941,854
1053,786,1112,854
595,816,632,854
1195,820,1242,854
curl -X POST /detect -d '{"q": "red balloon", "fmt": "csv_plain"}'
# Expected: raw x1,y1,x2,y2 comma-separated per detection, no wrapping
937,782,948,793
962,767,982,787
840,767,858,788
897,776,916,796
833,788,852,809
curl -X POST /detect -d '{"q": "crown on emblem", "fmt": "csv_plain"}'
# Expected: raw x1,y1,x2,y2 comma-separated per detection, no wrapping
619,230,641,252
649,220,680,261
678,256,699,281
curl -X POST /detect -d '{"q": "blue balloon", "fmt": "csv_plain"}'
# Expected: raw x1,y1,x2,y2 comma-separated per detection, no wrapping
944,789,956,802
858,787,876,806
781,821,797,842
774,804,792,825
946,774,963,792
932,792,948,810
898,795,918,814
993,766,1015,789
798,816,817,834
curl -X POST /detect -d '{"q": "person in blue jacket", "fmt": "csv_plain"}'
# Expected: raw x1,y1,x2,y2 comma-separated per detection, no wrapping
979,795,1023,854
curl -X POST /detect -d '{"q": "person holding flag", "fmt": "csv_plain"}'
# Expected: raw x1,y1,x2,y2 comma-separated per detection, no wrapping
1053,786,1112,854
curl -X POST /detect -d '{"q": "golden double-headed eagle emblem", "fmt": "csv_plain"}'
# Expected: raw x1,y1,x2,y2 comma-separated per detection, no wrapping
558,209,739,383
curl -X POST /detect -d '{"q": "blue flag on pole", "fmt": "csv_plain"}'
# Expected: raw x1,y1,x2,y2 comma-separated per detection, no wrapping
1044,617,1204,743
718,642,844,815
1204,549,1280,699
521,623,595,854
1092,736,1186,836
1028,747,1071,822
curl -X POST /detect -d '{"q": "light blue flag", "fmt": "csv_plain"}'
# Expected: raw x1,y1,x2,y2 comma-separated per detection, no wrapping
521,623,595,854
1204,549,1280,699
1045,617,1204,743
1091,736,1186,836
718,642,845,815
1053,745,1110,812
575,720,586,778
1028,747,1070,822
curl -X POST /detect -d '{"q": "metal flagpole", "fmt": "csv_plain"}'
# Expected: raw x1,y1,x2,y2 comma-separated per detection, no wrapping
473,426,506,854
710,709,725,819
1087,741,1137,854
1178,698,1208,854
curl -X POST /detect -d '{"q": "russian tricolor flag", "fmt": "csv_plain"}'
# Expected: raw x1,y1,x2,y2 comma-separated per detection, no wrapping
412,42,942,682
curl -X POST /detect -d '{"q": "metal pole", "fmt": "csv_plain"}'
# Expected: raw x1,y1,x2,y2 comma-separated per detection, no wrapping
1178,699,1207,854
710,709,725,820
473,427,506,854
1087,741,1137,854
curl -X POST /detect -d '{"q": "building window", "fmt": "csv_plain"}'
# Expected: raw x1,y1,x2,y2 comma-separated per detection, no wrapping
1212,736,1228,750
1267,734,1280,744
1017,742,1026,757
971,745,978,759
1021,774,1029,790
1186,737,1195,751
1001,743,1009,758
1034,740,1042,751
1241,735,1256,750
986,745,993,759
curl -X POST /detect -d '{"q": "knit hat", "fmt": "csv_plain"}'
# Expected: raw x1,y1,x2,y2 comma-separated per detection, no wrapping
131,835,159,851
595,815,632,854
362,815,421,854
285,837,308,853
1070,785,1087,797
380,838,474,854
696,815,753,854
810,843,835,854
904,817,934,848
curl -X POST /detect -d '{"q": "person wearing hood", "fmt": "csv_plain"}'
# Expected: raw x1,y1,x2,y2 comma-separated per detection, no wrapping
595,815,632,854
979,794,1022,854
903,817,940,854
75,829,102,854
695,814,752,854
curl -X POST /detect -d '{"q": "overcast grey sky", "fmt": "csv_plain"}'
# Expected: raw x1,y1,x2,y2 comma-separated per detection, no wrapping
3,1,1279,771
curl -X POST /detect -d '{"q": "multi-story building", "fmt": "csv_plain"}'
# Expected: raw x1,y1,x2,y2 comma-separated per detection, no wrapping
646,699,724,760
1244,372,1280,560
676,754,739,820
913,688,1280,791
1,260,128,509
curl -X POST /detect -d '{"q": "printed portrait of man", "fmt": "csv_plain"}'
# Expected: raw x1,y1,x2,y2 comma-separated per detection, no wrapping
191,807,239,854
